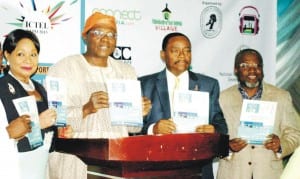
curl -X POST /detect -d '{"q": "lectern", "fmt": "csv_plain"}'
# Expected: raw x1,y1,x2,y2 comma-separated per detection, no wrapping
55,133,229,178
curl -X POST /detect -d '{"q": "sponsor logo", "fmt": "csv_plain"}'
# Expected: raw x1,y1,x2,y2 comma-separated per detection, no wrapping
152,3,182,31
111,46,132,64
93,8,142,25
238,6,260,35
200,6,222,39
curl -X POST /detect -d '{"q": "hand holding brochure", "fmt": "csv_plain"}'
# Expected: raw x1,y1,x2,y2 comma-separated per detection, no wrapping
173,90,209,133
238,99,277,144
13,96,43,149
106,79,143,127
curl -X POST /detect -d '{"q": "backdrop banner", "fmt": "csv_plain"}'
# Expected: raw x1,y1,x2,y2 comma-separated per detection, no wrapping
84,0,276,90
0,0,277,177
0,0,276,90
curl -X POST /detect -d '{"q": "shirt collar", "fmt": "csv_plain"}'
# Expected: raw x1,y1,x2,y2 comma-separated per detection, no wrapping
238,83,263,100
166,69,188,81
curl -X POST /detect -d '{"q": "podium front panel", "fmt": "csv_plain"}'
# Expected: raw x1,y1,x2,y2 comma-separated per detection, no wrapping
55,133,229,178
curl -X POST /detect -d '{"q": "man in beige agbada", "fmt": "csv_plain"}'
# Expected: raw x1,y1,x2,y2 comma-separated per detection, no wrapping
47,12,151,179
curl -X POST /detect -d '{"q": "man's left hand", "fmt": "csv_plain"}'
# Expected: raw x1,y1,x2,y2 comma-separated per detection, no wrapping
264,134,281,153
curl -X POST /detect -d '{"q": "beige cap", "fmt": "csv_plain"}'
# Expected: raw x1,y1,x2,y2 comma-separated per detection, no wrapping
82,12,117,38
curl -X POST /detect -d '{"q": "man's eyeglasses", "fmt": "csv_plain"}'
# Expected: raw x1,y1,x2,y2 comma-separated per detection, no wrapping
239,63,262,70
89,30,117,39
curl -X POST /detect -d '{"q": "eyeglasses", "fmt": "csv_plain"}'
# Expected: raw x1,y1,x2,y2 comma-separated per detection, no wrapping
239,63,262,70
89,30,117,39
169,47,191,56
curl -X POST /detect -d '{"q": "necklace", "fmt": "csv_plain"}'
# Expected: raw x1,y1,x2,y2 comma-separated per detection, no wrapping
8,71,35,91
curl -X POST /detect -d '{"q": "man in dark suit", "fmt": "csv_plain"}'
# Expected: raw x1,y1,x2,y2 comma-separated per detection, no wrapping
138,32,228,179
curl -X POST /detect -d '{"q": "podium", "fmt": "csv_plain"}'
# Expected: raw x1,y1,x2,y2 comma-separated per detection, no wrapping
55,133,229,178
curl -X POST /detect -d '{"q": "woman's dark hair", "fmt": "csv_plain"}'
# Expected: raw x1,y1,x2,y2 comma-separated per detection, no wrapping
3,29,40,55
161,32,190,51
234,48,263,68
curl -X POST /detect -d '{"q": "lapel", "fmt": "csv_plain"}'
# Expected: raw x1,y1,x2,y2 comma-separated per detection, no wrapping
154,70,200,116
5,74,28,98
260,82,271,101
156,69,171,116
188,71,200,91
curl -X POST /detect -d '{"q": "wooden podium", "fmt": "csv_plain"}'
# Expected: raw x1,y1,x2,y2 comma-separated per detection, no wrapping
55,133,229,178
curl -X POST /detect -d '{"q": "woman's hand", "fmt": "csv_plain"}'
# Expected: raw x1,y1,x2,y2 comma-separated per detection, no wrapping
6,115,31,139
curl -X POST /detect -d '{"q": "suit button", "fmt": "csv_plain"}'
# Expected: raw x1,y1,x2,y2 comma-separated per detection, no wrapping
251,146,255,149
248,162,252,165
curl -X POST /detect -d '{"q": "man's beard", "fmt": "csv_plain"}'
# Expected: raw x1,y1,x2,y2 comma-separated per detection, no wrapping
243,81,261,88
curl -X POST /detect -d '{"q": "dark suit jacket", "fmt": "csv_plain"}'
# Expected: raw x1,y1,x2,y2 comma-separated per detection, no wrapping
139,69,228,179
139,69,228,135
0,74,56,152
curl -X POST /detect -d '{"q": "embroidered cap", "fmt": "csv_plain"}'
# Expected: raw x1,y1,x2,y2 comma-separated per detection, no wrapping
82,12,117,38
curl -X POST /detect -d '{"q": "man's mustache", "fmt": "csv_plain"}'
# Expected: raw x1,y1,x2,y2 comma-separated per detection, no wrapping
174,60,189,64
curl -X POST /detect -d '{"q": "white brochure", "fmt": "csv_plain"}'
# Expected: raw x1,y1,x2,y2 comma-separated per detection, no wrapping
106,79,143,127
238,99,277,144
173,90,209,133
45,76,67,127
13,95,43,149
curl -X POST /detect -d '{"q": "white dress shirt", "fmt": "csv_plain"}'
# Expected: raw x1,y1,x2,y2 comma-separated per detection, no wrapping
166,69,189,116
147,69,189,134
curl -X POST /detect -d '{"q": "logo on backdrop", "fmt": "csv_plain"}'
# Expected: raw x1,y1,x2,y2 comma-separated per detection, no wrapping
152,3,182,32
2,1,76,35
111,46,132,64
200,6,222,39
238,6,260,35
93,8,142,26
162,3,172,20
